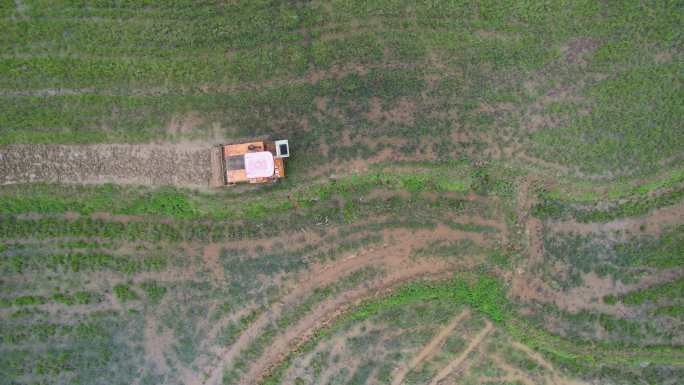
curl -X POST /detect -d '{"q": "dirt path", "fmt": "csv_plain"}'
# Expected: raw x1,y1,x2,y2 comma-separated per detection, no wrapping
139,294,176,382
391,309,471,385
0,143,213,188
202,243,225,283
428,321,493,385
517,177,544,266
511,177,553,303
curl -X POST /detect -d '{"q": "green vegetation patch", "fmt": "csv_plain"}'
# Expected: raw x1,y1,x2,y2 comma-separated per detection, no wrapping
113,284,140,302
541,225,684,289
622,277,684,306
530,64,683,175
1,250,168,274
533,186,684,222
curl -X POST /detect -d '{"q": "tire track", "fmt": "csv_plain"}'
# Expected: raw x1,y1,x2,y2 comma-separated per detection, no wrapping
391,309,470,385
244,264,453,385
428,320,493,385
194,225,476,385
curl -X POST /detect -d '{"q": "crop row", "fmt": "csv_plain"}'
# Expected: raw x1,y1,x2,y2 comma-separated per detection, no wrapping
541,167,684,205
1,6,316,54
621,277,684,306
0,30,441,91
1,250,167,274
264,270,684,384
534,186,684,223
0,291,101,308
0,312,143,383
20,0,681,48
0,66,428,143
0,193,467,243
529,64,683,176
1,320,107,345
530,302,673,346
263,274,508,384
543,224,683,272
540,227,684,290
0,158,491,221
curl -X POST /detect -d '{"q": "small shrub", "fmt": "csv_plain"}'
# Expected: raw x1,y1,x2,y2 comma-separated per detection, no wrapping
113,284,139,302
139,282,167,305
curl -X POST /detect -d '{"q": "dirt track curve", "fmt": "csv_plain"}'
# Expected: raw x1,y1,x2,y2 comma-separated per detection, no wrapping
0,143,212,188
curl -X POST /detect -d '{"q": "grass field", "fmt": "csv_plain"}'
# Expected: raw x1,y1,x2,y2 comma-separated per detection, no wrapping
1,1,683,385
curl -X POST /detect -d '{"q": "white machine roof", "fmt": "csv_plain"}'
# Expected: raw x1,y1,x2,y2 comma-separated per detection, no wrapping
244,151,275,178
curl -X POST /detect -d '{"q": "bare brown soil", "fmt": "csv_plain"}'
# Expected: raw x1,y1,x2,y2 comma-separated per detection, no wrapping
141,295,175,378
202,243,225,283
562,37,600,65
0,143,213,188
366,97,417,125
